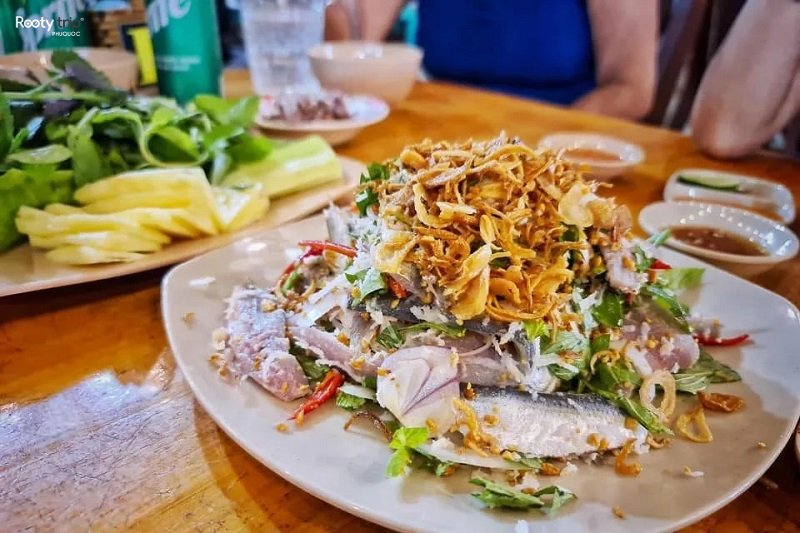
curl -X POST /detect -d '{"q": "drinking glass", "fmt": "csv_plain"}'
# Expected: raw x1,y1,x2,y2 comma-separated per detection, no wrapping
239,0,326,95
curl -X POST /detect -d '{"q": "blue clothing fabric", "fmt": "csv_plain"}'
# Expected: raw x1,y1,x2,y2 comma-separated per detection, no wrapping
416,0,596,105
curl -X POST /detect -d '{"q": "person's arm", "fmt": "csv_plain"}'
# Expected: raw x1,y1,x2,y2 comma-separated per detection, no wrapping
325,0,405,41
572,0,659,120
690,0,800,159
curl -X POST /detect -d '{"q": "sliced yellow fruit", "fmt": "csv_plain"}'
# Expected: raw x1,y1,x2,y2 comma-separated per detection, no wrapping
16,206,169,243
29,231,166,253
81,191,191,212
45,203,85,215
74,167,208,204
113,208,202,238
45,245,146,265
75,167,221,230
212,184,269,232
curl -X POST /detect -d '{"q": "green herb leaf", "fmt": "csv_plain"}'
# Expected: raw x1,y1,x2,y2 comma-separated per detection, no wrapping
533,485,577,516
335,390,367,411
469,477,544,510
376,324,405,350
67,116,109,188
400,322,466,338
386,427,429,477
676,349,741,384
386,447,412,478
227,134,273,163
632,246,653,272
545,331,590,381
0,92,13,161
355,187,379,216
508,455,544,471
674,372,711,394
7,144,72,165
594,389,673,435
415,449,457,477
590,361,642,396
523,319,550,341
590,333,610,354
657,267,704,291
648,229,672,248
193,95,260,128
640,284,690,331
363,376,378,390
294,352,330,383
281,268,302,294
592,290,624,327
354,267,386,303
360,162,389,183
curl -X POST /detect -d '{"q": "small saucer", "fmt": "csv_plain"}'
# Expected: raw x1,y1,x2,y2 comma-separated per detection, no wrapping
256,94,389,147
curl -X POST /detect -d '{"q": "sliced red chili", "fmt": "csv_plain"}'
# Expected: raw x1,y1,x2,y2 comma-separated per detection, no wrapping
649,258,672,270
290,369,345,420
280,248,322,278
298,240,357,258
694,333,750,347
387,276,408,299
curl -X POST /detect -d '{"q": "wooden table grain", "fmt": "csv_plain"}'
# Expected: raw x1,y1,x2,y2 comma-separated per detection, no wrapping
2,69,799,532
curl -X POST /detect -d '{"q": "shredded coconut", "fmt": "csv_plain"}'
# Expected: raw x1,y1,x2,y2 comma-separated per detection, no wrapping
409,305,450,324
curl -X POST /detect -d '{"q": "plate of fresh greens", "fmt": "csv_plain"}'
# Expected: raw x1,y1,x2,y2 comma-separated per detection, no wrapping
0,50,362,297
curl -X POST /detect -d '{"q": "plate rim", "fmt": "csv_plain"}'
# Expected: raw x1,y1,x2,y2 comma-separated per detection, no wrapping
161,214,800,532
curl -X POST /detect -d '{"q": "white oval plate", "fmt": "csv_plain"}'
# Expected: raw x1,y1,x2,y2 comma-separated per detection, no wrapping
256,95,390,147
638,201,799,265
663,168,796,224
538,132,644,179
163,214,800,533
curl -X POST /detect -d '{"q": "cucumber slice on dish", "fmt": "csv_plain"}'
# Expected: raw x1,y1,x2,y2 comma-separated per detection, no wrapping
677,174,741,192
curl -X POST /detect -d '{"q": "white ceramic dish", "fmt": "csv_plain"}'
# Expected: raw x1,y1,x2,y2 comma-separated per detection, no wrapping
309,41,422,105
538,132,644,179
0,48,140,91
256,95,389,147
663,168,796,225
638,201,799,277
162,214,800,533
796,426,800,468
0,157,364,298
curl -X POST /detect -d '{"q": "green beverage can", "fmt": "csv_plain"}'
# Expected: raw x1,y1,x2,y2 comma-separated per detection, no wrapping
145,0,223,104
13,0,91,51
1,2,22,54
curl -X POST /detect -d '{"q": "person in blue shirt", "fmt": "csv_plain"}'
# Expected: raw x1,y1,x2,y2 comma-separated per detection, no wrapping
326,0,658,120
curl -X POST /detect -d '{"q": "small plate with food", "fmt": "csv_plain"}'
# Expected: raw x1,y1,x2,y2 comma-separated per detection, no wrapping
638,201,799,277
256,91,390,147
663,169,795,224
538,132,644,179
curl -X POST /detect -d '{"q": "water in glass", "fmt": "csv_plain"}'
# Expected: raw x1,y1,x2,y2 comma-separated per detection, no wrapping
240,0,325,95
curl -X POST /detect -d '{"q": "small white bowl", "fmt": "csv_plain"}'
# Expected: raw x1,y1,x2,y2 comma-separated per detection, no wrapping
638,201,799,277
308,41,422,105
255,94,389,147
0,48,140,91
538,132,644,179
663,167,795,224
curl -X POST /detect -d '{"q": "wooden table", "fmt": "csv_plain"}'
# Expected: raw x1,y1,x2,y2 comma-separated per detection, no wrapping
2,69,799,532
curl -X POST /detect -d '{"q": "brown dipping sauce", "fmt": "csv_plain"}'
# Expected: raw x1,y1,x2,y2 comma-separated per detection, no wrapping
564,148,622,164
670,226,768,256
